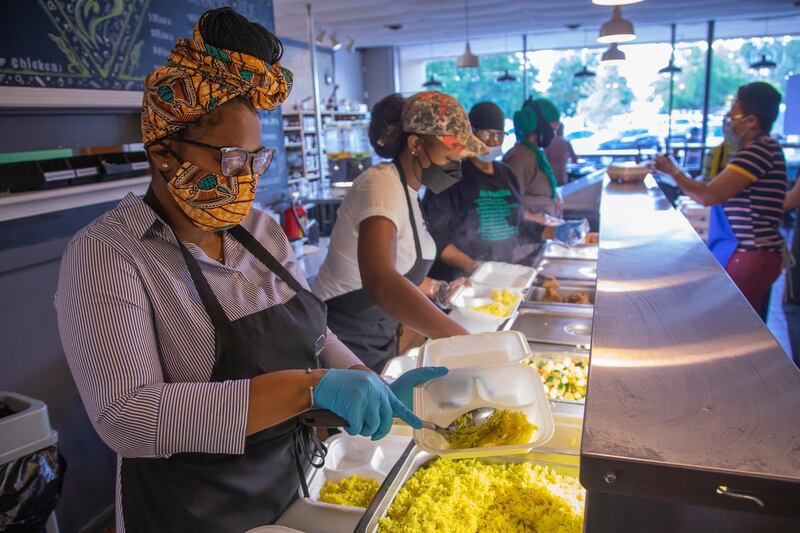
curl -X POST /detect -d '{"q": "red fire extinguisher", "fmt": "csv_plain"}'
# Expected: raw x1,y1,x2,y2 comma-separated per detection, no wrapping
283,198,307,240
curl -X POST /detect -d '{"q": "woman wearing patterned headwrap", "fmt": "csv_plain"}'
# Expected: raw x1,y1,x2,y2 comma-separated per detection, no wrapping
55,8,434,532
503,97,563,218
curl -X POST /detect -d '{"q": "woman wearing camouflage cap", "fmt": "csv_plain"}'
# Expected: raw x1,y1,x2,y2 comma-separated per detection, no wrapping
313,91,488,372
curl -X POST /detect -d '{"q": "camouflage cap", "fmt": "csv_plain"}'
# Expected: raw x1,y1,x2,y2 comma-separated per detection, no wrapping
402,91,488,157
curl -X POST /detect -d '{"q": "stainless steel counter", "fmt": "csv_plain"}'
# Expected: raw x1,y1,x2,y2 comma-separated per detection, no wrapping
581,175,800,530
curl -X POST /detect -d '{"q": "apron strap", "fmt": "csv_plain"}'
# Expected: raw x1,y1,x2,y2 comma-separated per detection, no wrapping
394,160,424,262
143,188,234,336
228,225,306,294
292,425,328,498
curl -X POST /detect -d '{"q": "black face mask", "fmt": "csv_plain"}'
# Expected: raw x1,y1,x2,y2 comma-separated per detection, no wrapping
418,145,462,194
532,103,555,149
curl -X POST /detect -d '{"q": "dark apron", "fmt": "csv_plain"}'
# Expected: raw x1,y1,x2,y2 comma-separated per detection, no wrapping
120,190,329,533
326,161,434,372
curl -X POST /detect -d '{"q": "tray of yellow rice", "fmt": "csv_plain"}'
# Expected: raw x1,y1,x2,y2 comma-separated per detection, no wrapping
278,434,411,533
354,444,585,533
418,330,529,369
412,362,554,458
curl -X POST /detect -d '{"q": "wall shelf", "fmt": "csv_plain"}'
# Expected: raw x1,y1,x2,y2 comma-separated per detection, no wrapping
0,176,150,223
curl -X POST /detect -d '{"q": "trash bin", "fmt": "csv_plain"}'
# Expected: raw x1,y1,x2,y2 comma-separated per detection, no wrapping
0,392,66,533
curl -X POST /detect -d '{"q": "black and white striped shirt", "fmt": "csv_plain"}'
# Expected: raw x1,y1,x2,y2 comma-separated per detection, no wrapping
55,193,360,529
724,136,787,252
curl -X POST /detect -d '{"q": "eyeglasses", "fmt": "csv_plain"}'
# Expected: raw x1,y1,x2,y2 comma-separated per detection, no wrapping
171,138,276,176
475,129,505,145
723,113,747,125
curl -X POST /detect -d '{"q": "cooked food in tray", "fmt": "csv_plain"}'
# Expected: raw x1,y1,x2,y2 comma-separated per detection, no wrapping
378,458,585,532
539,277,592,305
319,474,380,508
469,289,521,317
446,409,536,450
526,357,589,402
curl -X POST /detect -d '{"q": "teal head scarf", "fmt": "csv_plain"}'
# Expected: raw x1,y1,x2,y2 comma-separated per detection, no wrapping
513,102,558,200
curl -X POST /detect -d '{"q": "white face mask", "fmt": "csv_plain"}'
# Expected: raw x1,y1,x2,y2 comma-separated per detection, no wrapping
477,145,503,163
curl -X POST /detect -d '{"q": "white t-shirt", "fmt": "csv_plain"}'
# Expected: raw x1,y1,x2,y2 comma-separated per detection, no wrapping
312,162,437,302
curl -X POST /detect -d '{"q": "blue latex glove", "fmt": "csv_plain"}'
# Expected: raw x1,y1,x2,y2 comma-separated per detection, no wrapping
314,369,419,440
554,219,590,247
388,366,448,411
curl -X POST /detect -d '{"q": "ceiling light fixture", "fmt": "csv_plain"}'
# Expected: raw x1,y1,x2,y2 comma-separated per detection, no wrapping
422,74,443,89
315,29,326,44
346,37,355,53
659,23,683,75
575,30,596,79
598,6,636,44
457,0,479,68
496,69,517,83
601,43,626,65
330,33,342,51
750,54,777,70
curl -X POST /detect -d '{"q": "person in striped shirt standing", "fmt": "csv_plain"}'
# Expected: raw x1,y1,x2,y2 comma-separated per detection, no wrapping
652,82,787,313
55,8,443,533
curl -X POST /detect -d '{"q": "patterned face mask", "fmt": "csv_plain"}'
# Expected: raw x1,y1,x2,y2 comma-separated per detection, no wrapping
164,161,257,231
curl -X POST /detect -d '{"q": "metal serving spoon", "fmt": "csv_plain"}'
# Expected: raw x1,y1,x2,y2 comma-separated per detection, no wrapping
419,407,496,441
298,407,497,440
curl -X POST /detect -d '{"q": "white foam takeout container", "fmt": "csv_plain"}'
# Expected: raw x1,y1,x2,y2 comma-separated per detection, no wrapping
418,330,529,369
412,362,555,459
379,347,420,383
277,434,411,533
469,261,538,292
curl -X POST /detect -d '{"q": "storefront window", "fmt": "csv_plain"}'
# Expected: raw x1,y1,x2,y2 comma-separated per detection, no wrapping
410,34,798,175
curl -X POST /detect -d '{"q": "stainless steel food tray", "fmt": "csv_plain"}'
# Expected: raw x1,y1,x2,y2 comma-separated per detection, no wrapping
537,258,597,282
543,240,599,261
354,444,580,533
526,351,590,418
506,305,593,347
525,285,596,307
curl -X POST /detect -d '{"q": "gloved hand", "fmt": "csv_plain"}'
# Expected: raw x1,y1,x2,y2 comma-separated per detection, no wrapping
388,366,448,410
554,219,590,247
314,369,420,440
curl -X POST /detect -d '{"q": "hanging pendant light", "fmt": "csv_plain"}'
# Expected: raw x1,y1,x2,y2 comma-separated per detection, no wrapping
592,0,643,5
457,0,479,68
496,69,517,83
659,23,682,75
574,31,596,79
750,54,777,70
598,6,636,44
422,74,443,89
601,43,626,65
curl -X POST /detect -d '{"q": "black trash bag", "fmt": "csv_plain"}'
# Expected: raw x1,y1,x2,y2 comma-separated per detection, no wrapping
0,446,67,533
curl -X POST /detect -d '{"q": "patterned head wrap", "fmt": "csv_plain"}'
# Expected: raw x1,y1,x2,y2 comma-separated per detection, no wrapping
141,17,293,147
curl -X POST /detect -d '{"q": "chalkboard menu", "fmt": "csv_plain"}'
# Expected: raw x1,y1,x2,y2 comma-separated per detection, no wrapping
0,0,274,90
0,0,289,205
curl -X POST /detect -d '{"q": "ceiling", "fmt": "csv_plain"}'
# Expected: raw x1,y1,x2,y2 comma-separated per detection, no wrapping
273,0,800,49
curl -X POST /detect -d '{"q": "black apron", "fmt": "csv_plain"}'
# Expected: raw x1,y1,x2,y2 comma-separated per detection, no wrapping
120,190,329,533
326,161,434,372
